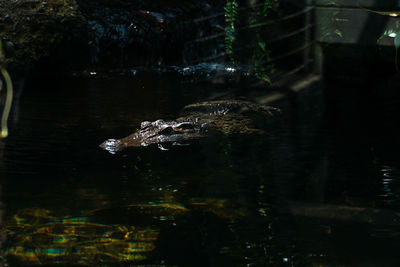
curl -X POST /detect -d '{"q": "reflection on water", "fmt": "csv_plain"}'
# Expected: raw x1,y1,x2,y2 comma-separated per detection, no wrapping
72,63,256,88
3,198,248,266
5,208,158,265
379,165,400,206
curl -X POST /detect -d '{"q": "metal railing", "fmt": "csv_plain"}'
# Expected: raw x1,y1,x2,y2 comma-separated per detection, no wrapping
182,4,316,83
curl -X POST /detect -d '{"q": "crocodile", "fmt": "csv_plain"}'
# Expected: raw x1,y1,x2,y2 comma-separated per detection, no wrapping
100,100,280,153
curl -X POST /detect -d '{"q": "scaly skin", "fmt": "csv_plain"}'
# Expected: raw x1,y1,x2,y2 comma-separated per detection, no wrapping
100,100,279,153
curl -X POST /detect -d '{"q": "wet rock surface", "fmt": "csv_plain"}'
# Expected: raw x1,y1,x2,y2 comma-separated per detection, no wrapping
0,0,87,70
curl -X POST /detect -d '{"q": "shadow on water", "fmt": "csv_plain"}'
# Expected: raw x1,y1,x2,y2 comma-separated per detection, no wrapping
0,64,399,266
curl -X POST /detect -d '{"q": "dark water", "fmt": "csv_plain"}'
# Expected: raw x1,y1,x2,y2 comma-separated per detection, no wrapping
0,67,399,266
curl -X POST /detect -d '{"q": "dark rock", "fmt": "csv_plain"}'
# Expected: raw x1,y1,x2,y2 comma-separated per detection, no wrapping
0,0,226,72
0,0,88,71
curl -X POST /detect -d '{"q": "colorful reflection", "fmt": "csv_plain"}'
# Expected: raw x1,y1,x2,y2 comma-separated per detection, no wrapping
3,199,245,265
4,208,159,265
188,198,247,219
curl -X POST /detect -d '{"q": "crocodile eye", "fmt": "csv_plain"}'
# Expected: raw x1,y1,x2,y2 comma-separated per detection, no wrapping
140,121,151,129
159,127,174,135
174,122,194,130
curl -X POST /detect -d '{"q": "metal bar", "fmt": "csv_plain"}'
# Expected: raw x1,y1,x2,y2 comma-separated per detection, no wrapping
269,42,314,63
189,3,267,24
186,32,225,44
268,24,313,44
246,7,314,30
192,51,227,64
187,13,314,45
274,59,314,80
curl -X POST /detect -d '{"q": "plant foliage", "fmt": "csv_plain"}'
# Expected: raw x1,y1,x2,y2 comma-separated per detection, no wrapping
225,0,239,63
251,0,277,84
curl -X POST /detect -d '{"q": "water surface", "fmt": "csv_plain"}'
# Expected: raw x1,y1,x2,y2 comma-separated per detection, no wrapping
0,68,399,266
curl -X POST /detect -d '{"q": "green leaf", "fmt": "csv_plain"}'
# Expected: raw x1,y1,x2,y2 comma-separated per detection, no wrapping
261,75,271,84
334,29,343,38
258,41,266,51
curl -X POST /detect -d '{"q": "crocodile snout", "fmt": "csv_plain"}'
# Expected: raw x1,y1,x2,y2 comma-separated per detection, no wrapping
99,139,123,154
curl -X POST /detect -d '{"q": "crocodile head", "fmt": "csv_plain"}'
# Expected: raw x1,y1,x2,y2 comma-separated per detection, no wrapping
100,119,201,154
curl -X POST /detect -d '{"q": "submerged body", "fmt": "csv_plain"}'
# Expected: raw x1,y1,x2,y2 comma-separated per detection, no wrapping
100,100,279,153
